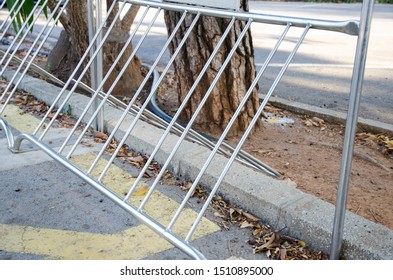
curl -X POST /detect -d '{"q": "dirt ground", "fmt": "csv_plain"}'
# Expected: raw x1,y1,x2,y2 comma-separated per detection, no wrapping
237,107,393,230
157,87,393,230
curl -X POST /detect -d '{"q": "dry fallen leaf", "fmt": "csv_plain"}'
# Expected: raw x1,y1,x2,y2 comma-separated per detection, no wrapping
280,248,287,260
130,184,149,197
214,212,227,219
93,131,108,141
242,211,260,222
239,220,255,229
127,155,145,167
357,132,393,155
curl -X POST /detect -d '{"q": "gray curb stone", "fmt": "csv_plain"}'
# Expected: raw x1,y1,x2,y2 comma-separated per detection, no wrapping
261,94,393,137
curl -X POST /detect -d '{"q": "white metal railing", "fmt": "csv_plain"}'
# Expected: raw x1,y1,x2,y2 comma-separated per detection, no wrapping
0,0,374,259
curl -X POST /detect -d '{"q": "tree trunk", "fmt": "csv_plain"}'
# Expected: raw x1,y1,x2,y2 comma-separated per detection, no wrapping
46,0,143,98
164,0,260,137
46,0,89,82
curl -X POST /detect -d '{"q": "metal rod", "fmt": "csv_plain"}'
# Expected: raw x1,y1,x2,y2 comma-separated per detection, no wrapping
34,0,125,139
138,18,254,212
62,6,157,158
10,132,205,260
124,0,359,35
95,10,198,181
185,25,310,242
87,0,97,129
329,0,374,260
168,23,291,231
88,0,104,132
0,0,67,114
0,0,47,72
95,0,104,132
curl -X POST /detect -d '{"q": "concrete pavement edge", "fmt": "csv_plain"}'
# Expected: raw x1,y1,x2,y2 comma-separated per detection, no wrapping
260,94,393,137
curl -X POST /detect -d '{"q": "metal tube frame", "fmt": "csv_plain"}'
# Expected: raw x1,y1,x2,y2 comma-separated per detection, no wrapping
34,0,125,138
0,0,67,114
0,0,374,260
0,0,47,72
329,0,374,260
129,0,359,35
58,6,156,156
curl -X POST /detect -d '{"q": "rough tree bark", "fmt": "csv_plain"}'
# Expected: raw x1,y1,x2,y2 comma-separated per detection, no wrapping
46,0,143,98
164,0,260,137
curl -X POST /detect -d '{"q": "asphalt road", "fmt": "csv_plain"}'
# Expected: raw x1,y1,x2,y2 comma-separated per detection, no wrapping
134,2,393,125
249,2,393,125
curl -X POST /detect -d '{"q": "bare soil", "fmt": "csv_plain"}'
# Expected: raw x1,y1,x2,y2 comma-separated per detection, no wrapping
241,107,393,230
157,88,393,230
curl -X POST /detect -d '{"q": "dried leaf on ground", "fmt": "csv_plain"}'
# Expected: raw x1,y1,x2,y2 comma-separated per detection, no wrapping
304,117,326,130
242,211,260,222
93,131,108,141
131,184,150,197
126,155,145,168
356,132,393,155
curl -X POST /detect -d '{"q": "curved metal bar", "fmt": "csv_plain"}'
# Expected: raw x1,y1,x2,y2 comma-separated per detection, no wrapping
0,117,14,149
11,132,206,260
125,0,359,35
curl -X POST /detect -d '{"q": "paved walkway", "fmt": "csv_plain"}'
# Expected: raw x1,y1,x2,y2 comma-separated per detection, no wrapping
0,106,264,260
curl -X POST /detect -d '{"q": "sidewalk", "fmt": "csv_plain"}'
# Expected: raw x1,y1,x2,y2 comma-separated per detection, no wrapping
0,115,266,260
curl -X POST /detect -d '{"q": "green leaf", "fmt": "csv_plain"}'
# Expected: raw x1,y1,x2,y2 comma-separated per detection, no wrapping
6,0,44,33
7,0,22,32
22,0,35,33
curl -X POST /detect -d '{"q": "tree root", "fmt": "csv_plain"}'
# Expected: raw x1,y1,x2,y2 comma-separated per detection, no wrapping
310,141,392,174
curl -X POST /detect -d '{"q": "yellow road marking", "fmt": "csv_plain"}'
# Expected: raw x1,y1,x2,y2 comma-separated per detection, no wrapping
0,223,175,260
71,153,219,239
71,153,149,198
2,104,42,134
1,153,220,259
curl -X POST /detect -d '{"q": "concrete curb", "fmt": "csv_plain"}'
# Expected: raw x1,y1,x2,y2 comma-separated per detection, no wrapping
261,94,393,137
4,70,393,260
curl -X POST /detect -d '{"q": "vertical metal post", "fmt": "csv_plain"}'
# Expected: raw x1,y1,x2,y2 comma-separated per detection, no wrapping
96,0,105,132
329,0,374,260
88,0,104,132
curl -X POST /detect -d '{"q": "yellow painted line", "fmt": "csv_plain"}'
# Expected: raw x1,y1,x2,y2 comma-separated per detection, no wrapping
0,154,219,259
1,104,43,134
71,153,149,198
0,223,174,260
71,153,219,239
